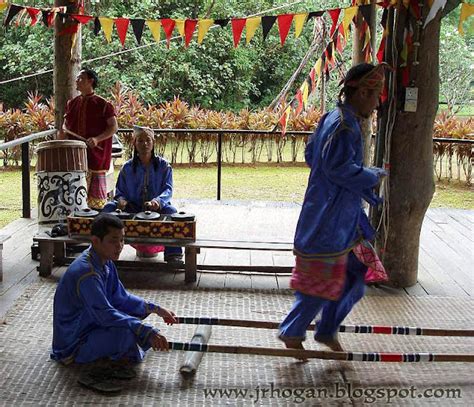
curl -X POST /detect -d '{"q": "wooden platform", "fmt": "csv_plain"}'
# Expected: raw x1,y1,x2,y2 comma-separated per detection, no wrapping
0,201,472,318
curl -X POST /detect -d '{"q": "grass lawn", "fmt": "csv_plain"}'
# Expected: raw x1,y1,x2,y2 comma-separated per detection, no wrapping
0,165,472,229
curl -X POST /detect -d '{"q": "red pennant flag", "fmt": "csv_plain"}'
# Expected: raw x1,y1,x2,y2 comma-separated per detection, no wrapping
26,8,40,26
115,18,130,47
184,19,198,47
71,14,93,25
309,67,316,91
231,18,246,48
277,14,294,46
328,9,341,37
161,19,176,47
47,11,56,27
58,23,79,36
377,36,386,63
295,89,303,116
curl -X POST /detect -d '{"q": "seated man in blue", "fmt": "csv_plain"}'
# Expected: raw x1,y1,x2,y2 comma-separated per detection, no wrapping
51,214,177,393
279,63,388,355
104,126,183,264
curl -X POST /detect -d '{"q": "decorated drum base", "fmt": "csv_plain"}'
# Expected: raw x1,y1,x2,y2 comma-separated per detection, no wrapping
68,216,196,241
37,172,88,224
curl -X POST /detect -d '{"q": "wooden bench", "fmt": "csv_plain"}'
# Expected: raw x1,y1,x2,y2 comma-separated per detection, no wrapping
0,234,11,282
32,234,294,283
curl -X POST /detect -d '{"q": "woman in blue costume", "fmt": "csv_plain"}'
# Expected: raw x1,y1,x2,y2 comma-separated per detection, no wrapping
279,63,388,353
51,214,177,392
104,126,183,264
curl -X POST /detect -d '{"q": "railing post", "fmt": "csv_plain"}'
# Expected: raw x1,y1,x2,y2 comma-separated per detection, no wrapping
21,142,31,218
217,132,222,200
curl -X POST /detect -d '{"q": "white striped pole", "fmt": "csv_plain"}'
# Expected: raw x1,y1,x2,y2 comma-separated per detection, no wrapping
176,317,474,337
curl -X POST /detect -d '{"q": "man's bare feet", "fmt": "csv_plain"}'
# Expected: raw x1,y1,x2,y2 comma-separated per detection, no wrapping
315,335,344,352
279,337,308,362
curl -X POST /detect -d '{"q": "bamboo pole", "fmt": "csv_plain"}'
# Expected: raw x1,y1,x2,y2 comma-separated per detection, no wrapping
169,342,474,363
179,325,212,378
176,317,474,337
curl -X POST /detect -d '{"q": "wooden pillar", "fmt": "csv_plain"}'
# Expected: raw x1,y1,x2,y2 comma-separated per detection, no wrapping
54,0,82,132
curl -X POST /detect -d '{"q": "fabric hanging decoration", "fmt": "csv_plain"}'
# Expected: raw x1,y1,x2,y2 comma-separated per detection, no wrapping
245,16,261,44
93,17,101,35
342,6,358,33
71,14,93,25
26,7,41,26
0,3,8,13
295,89,303,116
261,15,277,40
115,18,130,47
161,18,176,47
231,18,246,47
279,105,291,136
377,8,389,63
308,10,325,20
130,19,145,44
424,0,447,28
328,9,341,37
146,20,161,43
359,3,373,26
4,4,23,27
309,66,316,91
197,18,214,44
184,19,198,47
277,14,294,45
174,19,185,36
293,13,308,38
458,2,474,35
98,17,114,42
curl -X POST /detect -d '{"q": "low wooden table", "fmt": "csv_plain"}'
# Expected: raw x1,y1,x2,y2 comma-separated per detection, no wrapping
32,235,293,283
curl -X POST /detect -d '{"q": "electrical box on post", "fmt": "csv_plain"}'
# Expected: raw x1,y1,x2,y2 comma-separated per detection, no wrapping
404,87,418,112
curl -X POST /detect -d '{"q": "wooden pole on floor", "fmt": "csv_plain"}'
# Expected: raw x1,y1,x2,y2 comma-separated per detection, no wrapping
179,325,212,378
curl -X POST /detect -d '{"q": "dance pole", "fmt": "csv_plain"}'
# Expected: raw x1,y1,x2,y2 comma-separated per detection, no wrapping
179,325,212,378
169,342,474,363
176,317,474,337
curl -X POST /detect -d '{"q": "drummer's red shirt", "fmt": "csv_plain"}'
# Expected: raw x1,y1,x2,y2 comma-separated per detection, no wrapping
64,94,116,171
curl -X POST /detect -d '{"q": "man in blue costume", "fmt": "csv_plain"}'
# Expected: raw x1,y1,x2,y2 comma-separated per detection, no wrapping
279,63,388,354
51,214,177,392
104,126,183,264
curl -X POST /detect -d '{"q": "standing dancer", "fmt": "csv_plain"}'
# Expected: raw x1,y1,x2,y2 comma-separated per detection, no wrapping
279,63,388,353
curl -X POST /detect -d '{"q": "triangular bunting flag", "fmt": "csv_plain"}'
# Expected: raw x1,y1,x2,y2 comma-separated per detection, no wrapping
115,18,130,47
146,20,161,43
41,10,50,27
277,14,294,46
71,14,93,25
175,19,185,36
424,0,447,28
161,18,176,47
47,9,57,27
279,105,291,136
458,2,474,36
294,13,308,38
301,81,309,107
246,16,261,44
99,17,114,42
184,19,198,47
0,3,8,13
308,11,324,20
262,16,277,40
131,19,145,44
26,7,40,26
309,67,316,91
359,4,373,26
328,9,341,37
94,17,101,35
4,4,23,27
58,23,79,36
214,19,229,28
295,89,303,116
342,6,358,33
231,18,246,47
198,19,214,43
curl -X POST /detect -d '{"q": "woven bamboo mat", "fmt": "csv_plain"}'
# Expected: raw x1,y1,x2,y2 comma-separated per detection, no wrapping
0,281,473,406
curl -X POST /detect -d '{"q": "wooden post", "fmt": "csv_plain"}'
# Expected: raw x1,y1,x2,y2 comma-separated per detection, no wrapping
179,325,212,378
54,0,82,132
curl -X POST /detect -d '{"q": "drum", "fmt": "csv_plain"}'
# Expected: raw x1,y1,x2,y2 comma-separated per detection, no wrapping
36,140,89,224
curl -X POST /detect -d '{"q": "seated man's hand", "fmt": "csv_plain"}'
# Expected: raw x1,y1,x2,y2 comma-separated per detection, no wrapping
117,198,128,210
156,307,177,325
149,331,169,351
144,200,160,212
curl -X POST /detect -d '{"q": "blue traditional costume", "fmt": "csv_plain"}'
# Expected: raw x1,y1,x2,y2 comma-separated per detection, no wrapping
51,247,160,364
104,155,182,258
279,74,386,344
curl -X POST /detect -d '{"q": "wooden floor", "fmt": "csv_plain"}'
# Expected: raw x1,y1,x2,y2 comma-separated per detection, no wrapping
0,201,472,318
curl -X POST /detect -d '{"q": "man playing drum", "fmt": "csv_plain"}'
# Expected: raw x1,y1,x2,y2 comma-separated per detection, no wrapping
58,68,118,210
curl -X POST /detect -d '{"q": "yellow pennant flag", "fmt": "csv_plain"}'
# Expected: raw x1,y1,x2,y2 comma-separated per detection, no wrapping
342,6,358,33
146,20,161,43
314,58,322,79
301,81,309,106
198,19,214,43
175,19,185,36
99,17,114,43
294,13,308,38
458,2,474,36
246,17,261,44
0,3,7,13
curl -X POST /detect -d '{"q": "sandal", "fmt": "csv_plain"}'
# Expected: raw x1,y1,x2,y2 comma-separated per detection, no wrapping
78,369,122,394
